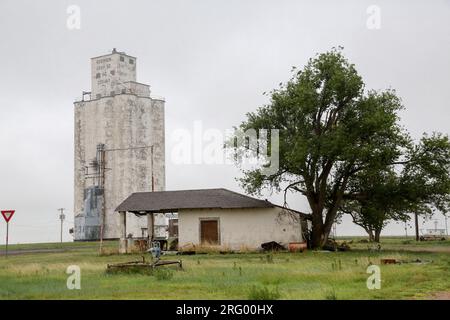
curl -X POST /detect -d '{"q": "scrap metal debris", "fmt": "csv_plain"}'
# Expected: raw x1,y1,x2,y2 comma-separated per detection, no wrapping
261,241,285,251
106,255,182,272
323,239,351,252
380,258,433,265
107,242,182,273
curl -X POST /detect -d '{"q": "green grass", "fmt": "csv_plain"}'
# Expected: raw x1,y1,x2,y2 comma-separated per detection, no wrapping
337,236,450,251
0,238,449,299
0,240,117,251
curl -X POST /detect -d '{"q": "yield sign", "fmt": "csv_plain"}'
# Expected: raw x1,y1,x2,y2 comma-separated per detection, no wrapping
1,210,15,223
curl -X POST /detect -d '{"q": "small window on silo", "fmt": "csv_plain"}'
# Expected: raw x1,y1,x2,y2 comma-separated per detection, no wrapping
120,56,125,62
96,73,101,79
129,59,134,64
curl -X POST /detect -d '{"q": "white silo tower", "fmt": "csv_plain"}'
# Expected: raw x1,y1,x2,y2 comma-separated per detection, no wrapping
73,49,165,241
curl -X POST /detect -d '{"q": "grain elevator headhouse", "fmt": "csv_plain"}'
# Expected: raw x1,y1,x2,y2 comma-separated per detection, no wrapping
74,49,165,241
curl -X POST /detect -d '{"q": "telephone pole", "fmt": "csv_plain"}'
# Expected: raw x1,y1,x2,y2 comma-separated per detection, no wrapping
58,208,65,243
404,221,408,239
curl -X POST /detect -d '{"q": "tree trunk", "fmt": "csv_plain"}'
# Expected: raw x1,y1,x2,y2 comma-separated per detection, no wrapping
309,205,326,248
321,220,335,247
365,229,374,242
414,212,420,241
311,221,324,248
374,228,382,243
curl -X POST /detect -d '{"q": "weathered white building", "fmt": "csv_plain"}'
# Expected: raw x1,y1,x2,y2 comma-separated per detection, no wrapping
115,188,303,252
178,207,301,251
74,49,165,240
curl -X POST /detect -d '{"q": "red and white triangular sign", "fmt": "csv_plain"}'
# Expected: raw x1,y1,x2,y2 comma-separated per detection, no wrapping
1,210,15,223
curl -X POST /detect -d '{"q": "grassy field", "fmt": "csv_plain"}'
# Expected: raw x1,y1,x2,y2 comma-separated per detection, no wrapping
0,238,449,300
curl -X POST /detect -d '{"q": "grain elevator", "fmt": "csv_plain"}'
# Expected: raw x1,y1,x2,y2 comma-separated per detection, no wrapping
74,49,165,241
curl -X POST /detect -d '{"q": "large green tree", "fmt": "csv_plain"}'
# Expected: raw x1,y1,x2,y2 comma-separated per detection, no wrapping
339,168,407,242
402,133,450,240
339,133,450,242
228,48,409,248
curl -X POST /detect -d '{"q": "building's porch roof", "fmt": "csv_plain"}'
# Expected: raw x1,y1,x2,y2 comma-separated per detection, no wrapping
115,188,275,214
115,188,310,219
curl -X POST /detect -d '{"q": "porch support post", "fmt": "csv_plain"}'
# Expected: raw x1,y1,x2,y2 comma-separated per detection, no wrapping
147,213,154,243
119,211,127,254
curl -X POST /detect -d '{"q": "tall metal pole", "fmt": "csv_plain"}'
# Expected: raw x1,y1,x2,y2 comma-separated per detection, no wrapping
150,145,154,243
404,221,408,239
151,145,154,192
58,208,65,243
98,144,106,254
89,144,153,253
5,222,9,258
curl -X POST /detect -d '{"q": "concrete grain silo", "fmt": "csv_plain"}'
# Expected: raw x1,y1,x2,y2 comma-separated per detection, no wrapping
73,49,165,241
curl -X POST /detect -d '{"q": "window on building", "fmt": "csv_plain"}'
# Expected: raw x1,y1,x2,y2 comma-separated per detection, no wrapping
110,70,115,75
120,56,124,62
96,94,101,99
129,59,134,64
96,73,101,79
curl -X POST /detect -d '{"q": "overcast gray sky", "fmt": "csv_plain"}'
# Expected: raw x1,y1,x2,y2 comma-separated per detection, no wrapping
0,0,449,244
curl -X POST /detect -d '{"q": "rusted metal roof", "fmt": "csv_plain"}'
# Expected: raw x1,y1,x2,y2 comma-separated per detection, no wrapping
115,188,275,214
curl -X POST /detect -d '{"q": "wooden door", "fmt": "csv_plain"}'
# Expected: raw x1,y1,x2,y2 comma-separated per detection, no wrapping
168,219,178,237
200,220,219,245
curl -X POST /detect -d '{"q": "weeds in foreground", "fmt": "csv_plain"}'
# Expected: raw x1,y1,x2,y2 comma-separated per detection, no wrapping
105,266,152,275
99,248,120,256
324,289,338,300
248,285,281,300
331,259,342,271
154,268,174,281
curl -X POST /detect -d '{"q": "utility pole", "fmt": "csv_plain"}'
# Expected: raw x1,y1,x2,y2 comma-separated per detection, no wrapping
58,208,65,243
404,221,408,239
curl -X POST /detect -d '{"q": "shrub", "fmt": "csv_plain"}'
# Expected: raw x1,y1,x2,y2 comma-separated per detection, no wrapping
106,266,152,275
248,285,281,300
99,247,120,256
325,289,338,300
154,268,174,281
